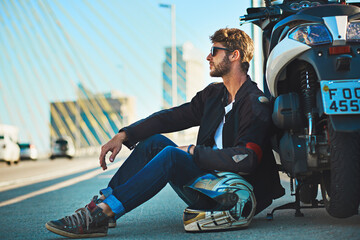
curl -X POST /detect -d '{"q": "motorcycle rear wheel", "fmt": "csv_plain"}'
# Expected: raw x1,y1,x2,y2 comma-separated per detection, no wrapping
326,118,360,218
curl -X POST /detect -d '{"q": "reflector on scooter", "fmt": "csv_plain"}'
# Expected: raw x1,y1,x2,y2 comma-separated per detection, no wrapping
329,46,351,55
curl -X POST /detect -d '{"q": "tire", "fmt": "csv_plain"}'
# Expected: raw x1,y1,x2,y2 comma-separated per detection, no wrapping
326,119,360,218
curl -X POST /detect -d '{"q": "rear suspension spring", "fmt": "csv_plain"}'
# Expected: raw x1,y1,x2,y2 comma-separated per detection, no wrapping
300,65,317,116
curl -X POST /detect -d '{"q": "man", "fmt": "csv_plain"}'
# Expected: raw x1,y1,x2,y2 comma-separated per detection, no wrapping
45,28,284,238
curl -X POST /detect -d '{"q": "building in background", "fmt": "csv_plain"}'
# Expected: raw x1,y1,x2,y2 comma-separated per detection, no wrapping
162,42,205,109
162,42,205,143
50,84,135,155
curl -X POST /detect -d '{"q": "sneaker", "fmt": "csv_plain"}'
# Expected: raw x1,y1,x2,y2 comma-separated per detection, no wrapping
45,197,109,238
108,216,117,228
94,195,117,228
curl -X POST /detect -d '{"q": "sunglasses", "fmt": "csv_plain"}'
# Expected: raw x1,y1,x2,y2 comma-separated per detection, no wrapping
210,46,233,57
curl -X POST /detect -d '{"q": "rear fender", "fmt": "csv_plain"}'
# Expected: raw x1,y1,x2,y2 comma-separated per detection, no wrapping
329,115,360,132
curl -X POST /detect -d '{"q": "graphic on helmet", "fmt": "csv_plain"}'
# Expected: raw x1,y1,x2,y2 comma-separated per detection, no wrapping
183,172,256,232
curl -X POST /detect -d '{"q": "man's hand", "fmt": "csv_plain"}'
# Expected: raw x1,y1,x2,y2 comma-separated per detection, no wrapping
177,145,195,155
99,131,127,170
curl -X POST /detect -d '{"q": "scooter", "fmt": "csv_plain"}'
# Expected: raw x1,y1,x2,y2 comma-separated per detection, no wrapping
240,0,360,218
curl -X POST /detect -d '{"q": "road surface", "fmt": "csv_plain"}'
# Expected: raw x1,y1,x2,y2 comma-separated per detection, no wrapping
0,156,359,240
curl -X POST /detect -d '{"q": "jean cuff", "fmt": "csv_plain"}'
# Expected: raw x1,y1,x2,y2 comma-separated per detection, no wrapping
99,186,113,198
103,194,126,219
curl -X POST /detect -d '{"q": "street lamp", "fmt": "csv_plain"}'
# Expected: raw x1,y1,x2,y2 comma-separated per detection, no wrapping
159,3,177,107
250,0,264,91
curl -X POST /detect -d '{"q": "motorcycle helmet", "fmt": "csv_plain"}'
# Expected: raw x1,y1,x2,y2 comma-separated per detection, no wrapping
183,172,256,232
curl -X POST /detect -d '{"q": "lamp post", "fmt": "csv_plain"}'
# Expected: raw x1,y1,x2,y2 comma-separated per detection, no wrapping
250,0,264,91
159,4,177,107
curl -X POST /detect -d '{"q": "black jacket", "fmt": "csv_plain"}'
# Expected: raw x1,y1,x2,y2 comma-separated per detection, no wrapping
121,77,284,210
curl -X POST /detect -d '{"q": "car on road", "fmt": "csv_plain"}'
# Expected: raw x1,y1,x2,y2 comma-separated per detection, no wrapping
0,125,20,165
50,136,75,159
18,143,38,161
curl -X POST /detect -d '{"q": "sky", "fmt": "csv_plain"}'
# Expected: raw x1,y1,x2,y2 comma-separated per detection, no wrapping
0,0,257,153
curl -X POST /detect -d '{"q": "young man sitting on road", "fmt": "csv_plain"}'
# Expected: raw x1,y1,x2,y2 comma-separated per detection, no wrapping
45,28,284,238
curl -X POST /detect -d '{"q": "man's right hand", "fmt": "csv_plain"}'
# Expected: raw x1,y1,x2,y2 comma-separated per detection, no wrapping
99,131,127,170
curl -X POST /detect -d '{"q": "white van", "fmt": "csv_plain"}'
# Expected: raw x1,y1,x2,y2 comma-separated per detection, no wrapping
0,125,20,165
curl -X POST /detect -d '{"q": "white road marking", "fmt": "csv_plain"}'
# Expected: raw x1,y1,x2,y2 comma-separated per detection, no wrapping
0,161,122,207
0,163,98,192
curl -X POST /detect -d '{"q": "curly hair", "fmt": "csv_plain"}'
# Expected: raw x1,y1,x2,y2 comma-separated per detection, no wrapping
210,28,254,73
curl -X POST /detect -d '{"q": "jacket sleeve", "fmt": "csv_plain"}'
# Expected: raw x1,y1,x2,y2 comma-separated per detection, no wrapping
193,94,272,175
120,87,208,149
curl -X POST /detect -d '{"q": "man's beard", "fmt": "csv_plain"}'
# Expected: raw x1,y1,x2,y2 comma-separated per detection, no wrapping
210,54,231,77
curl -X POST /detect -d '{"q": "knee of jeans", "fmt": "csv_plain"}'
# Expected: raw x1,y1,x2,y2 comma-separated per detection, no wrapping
138,134,172,148
161,145,179,155
160,146,185,169
135,134,161,151
140,134,161,145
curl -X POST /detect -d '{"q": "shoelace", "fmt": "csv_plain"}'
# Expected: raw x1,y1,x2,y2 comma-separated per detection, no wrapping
64,207,93,230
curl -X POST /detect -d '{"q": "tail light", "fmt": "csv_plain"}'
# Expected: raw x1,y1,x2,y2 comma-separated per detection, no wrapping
329,46,351,55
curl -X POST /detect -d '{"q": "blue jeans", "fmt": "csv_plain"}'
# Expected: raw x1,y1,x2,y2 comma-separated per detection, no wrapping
100,134,208,219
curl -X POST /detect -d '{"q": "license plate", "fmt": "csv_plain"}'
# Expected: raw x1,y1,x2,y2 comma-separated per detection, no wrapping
320,80,360,115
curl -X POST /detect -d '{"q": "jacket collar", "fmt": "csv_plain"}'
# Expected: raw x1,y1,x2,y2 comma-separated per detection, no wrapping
222,75,254,105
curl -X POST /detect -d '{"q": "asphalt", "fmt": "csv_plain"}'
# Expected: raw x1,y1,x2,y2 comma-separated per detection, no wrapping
0,156,359,240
